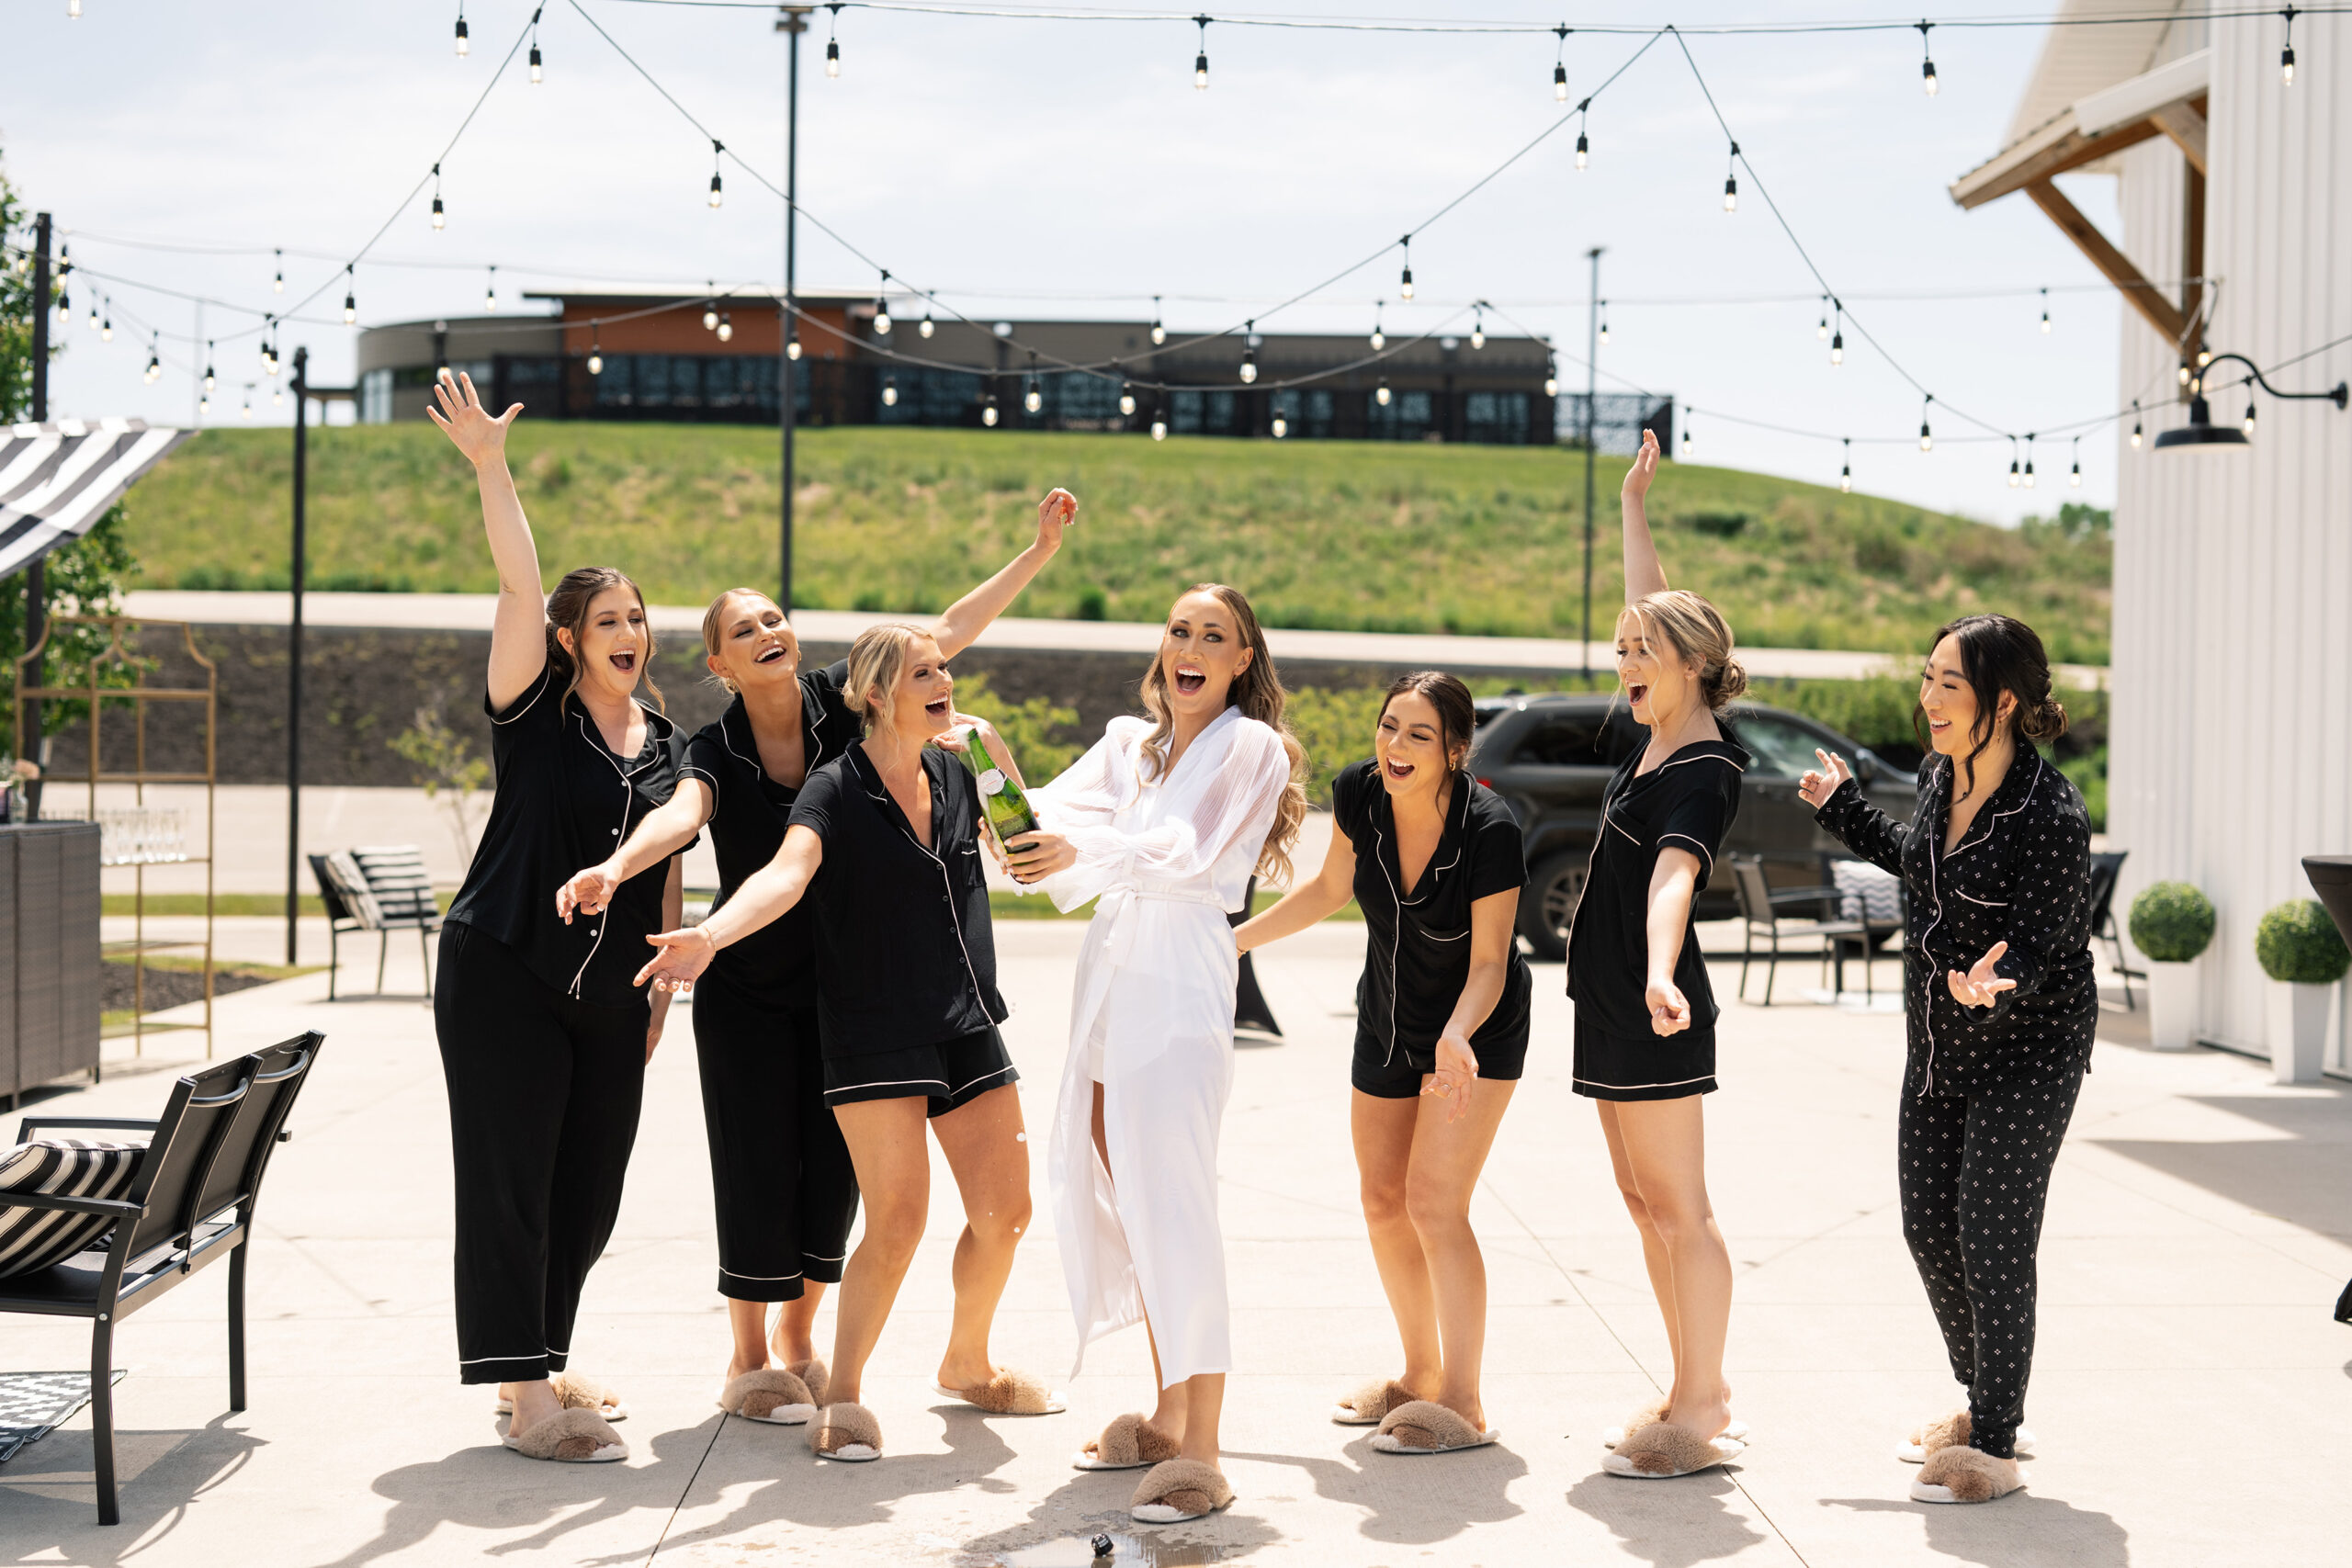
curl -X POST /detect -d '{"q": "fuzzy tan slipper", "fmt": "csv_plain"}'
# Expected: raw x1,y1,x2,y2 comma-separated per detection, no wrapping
718,1369,816,1425
932,1369,1067,1415
1370,1399,1498,1454
1896,1408,2036,1463
786,1358,830,1409
1331,1377,1417,1426
1601,1419,1746,1478
1130,1457,1235,1524
1602,1395,1748,1450
504,1406,627,1463
811,1401,882,1462
493,1372,627,1423
1073,1412,1181,1471
1910,1445,2027,1504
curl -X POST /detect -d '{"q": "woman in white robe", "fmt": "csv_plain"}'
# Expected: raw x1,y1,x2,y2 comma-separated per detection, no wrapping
1005,583,1306,1525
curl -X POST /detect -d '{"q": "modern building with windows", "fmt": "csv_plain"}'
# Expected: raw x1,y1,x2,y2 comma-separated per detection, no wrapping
355,287,1595,445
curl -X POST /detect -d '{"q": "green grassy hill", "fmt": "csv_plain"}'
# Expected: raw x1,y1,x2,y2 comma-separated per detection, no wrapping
125,423,2112,662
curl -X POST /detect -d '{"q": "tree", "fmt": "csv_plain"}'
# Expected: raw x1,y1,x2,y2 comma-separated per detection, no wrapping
0,145,143,761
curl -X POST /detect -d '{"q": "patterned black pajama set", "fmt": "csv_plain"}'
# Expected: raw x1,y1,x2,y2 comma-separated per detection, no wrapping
1815,750,2097,1461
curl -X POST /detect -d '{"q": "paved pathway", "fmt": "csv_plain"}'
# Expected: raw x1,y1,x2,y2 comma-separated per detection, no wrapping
120,591,2113,688
0,930,2340,1566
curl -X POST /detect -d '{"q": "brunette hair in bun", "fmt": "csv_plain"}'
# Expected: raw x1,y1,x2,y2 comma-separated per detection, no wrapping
1924,613,2066,797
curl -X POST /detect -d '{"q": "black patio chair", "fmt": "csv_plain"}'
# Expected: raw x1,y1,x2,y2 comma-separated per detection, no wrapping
0,1030,324,1525
311,846,441,999
1824,854,1909,1002
1730,854,1865,1006
2085,850,2141,1010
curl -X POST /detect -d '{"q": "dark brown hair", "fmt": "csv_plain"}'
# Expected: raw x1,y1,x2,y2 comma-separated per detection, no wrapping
546,566,662,712
1922,613,2066,797
1378,671,1477,773
1139,583,1308,885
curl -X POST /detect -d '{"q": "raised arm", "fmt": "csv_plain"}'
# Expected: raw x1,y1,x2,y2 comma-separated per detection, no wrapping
427,369,544,709
634,824,824,992
1621,426,1669,601
929,488,1078,660
1235,820,1357,952
557,776,714,923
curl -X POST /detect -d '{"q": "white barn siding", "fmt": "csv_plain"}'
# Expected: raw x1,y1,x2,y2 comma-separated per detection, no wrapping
2109,12,2352,1068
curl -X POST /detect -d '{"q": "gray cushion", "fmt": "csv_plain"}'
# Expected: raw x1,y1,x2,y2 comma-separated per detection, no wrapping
0,1140,146,1278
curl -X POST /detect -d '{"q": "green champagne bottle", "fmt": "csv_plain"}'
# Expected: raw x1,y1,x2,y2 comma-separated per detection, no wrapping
959,726,1040,842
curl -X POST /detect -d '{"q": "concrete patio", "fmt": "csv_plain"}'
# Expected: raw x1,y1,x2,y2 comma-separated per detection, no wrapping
1,924,2346,1567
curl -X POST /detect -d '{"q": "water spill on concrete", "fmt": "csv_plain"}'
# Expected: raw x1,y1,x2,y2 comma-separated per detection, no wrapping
990,1529,1238,1568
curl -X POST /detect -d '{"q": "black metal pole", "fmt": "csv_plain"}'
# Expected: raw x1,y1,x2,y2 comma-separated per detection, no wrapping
24,213,53,813
287,348,309,964
1580,245,1601,689
778,6,808,611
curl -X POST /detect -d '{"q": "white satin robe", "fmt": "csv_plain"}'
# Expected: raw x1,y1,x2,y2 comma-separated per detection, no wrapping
1026,708,1292,1387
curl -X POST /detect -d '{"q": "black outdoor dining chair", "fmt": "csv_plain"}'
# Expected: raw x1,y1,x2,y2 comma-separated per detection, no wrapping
2084,850,2140,1010
0,1031,324,1525
1730,854,1865,1006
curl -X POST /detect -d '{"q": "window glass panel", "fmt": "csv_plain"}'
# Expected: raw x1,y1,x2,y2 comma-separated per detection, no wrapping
1726,714,1819,777
1512,716,1605,767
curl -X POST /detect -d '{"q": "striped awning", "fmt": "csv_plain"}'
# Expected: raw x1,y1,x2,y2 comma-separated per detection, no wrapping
0,420,190,580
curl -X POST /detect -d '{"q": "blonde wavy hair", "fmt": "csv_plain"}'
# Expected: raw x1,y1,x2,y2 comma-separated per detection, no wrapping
841,621,934,738
1138,583,1308,886
1618,589,1747,712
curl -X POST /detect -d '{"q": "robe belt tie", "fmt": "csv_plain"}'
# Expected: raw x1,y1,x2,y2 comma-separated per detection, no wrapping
1092,885,1234,969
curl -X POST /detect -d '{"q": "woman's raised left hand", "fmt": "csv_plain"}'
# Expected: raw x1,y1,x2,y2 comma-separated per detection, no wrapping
1948,942,2018,1009
1424,1030,1480,1121
1035,488,1079,552
1004,829,1077,884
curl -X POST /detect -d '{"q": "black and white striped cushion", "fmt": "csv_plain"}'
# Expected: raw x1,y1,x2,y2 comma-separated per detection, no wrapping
0,1139,147,1278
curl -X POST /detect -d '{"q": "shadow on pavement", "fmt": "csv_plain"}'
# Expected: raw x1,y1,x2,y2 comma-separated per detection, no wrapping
1822,1493,2130,1568
1563,1468,1769,1568
944,1469,1282,1566
1222,1435,1526,1545
0,1416,264,1562
2090,1088,2352,1237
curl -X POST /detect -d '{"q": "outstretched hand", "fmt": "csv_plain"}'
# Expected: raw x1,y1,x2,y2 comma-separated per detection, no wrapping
1623,427,1661,502
1948,942,2018,1009
557,863,621,924
425,369,522,467
1035,488,1079,552
636,925,718,995
1800,748,1853,810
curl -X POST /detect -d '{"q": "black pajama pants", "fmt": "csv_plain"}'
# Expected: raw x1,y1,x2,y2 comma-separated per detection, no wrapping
691,973,861,1302
435,922,648,1386
1895,1067,2084,1460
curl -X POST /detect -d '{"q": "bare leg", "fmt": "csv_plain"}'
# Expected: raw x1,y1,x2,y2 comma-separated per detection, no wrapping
1612,1096,1734,1438
498,1378,564,1432
1094,1084,1189,1443
1351,1091,1442,1399
927,1085,1034,1391
1176,1371,1224,1464
1403,1078,1516,1431
825,1097,934,1408
772,1286,826,1367
1597,1100,1684,1375
725,1299,770,1382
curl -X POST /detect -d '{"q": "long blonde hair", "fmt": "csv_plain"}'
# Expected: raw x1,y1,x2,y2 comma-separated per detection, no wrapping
840,621,932,738
1139,583,1307,885
1619,589,1747,712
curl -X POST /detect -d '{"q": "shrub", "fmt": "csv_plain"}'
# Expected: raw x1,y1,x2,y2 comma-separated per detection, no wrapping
952,671,1085,784
2254,898,2350,986
2129,882,2215,963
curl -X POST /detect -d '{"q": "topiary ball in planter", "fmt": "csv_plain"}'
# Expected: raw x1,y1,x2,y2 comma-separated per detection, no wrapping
2255,899,2352,986
2130,881,2216,964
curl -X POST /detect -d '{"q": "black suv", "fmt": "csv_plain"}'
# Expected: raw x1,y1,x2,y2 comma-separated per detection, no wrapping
1468,694,1918,959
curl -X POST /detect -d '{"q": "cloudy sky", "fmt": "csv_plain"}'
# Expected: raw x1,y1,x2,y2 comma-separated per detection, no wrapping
11,1,2154,522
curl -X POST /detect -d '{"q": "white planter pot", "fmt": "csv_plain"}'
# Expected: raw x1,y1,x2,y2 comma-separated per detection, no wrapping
2144,961,2199,1051
2267,982,2331,1084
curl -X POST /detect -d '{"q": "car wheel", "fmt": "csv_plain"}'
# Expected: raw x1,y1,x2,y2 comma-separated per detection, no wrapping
1520,852,1587,962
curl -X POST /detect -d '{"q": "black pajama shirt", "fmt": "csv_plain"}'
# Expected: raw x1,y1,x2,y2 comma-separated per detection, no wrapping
1815,751,2098,1460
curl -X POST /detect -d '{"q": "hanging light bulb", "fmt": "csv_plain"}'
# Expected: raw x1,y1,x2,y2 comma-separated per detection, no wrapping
2242,398,2258,437
1599,305,1611,346
455,6,469,56
484,265,497,313
1839,440,1852,493
1398,235,1414,300
2130,400,2143,448
1238,321,1257,384
203,343,217,393
717,312,733,343
882,375,899,408
241,387,254,421
2023,434,2038,487
2197,346,2212,367
2070,437,2083,485
1370,303,1385,352
1919,396,1934,452
825,1,842,75
2281,7,2297,85
1193,15,1210,88
703,287,719,333
1150,409,1168,441
919,306,934,339
99,308,111,343
68,0,82,16
1680,418,1693,457
343,268,356,324
87,299,99,332
273,248,285,293
1830,326,1843,367
273,386,283,409
1119,380,1136,417
144,335,161,385
1272,409,1288,439
873,274,892,335
1375,378,1392,408
1150,297,1167,346
1817,298,1829,340
587,326,604,376
709,140,725,208
1471,306,1485,352
529,24,544,84
1723,142,1739,212
2007,442,2021,487
982,395,999,427
1544,359,1559,399
198,394,210,418
1919,20,1938,96
786,328,802,362
1575,106,1590,170
2040,288,2051,334
1023,353,1044,415
1553,23,1572,101
2177,361,2193,386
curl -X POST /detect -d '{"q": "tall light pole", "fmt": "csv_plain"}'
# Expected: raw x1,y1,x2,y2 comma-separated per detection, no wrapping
24,214,52,806
775,6,810,611
1580,245,1602,688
